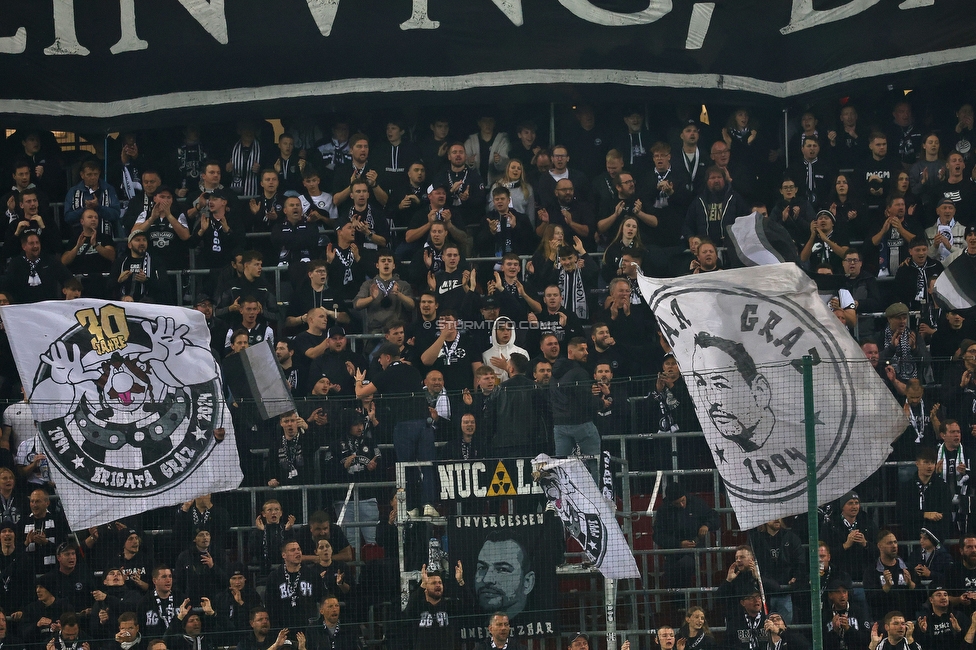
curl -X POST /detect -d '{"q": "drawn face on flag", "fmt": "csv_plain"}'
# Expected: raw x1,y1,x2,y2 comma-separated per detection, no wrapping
691,332,774,453
26,304,226,496
636,265,905,530
475,536,535,618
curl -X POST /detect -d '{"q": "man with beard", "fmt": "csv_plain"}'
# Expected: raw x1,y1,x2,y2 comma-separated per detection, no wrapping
111,229,171,304
404,564,472,650
429,143,485,228
237,607,283,650
915,586,962,649
332,133,388,214
690,332,773,454
822,579,870,650
589,322,628,378
596,170,657,241
864,530,918,622
536,179,595,249
682,166,750,250
947,535,976,619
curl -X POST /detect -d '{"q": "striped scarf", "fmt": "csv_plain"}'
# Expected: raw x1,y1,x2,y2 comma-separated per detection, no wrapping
229,140,261,196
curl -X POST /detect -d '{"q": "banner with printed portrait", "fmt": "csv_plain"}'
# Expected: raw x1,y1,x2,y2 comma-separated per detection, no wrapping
636,264,905,529
448,512,558,643
0,299,242,530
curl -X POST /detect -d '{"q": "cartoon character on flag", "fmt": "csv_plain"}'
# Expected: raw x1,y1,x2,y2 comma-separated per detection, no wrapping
28,305,227,494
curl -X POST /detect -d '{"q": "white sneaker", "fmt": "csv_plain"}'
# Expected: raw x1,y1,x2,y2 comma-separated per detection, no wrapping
407,508,421,517
423,504,439,517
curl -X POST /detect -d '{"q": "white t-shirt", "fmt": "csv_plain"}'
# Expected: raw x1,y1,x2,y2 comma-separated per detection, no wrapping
14,436,47,486
3,401,35,452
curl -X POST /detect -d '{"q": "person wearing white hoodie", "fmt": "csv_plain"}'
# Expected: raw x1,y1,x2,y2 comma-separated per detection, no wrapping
482,316,528,383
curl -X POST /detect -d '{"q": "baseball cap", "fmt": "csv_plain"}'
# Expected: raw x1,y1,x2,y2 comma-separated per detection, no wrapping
327,326,346,338
127,229,147,243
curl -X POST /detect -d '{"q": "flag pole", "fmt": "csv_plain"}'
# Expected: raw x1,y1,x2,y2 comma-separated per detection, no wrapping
803,355,824,648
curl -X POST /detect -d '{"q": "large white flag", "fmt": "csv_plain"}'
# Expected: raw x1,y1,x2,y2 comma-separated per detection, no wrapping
636,265,904,529
0,300,242,530
533,454,640,579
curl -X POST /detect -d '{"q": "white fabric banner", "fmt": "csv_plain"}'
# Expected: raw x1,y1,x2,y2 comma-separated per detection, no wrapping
0,300,242,530
533,453,640,579
636,264,905,529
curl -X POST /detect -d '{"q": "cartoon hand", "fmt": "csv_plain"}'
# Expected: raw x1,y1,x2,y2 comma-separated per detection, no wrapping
140,316,190,362
41,341,100,385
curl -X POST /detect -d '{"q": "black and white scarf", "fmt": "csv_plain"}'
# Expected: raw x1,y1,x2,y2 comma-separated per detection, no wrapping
803,158,820,205
448,169,469,206
559,268,588,320
277,433,304,480
423,241,444,275
334,246,355,286
652,167,671,208
938,442,971,498
908,399,927,444
882,325,917,380
25,256,41,286
229,140,261,196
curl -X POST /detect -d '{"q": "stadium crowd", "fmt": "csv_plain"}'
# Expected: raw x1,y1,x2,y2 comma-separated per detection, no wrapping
0,95,972,648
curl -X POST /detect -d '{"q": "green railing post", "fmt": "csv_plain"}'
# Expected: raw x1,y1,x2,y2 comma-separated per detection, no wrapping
803,355,823,648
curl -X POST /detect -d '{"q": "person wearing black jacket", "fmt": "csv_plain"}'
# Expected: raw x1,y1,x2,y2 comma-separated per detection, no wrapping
111,230,171,304
187,188,243,289
174,528,228,604
822,578,871,650
90,567,144,645
550,338,602,485
402,563,474,650
212,563,263,646
682,167,751,250
489,354,540,459
897,446,952,543
653,481,720,588
162,598,218,650
271,196,320,283
916,586,963,650
748,519,804,624
305,595,361,650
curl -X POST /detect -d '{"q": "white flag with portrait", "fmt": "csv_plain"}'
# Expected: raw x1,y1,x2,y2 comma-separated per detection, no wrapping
0,300,242,530
636,264,904,529
533,454,640,579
